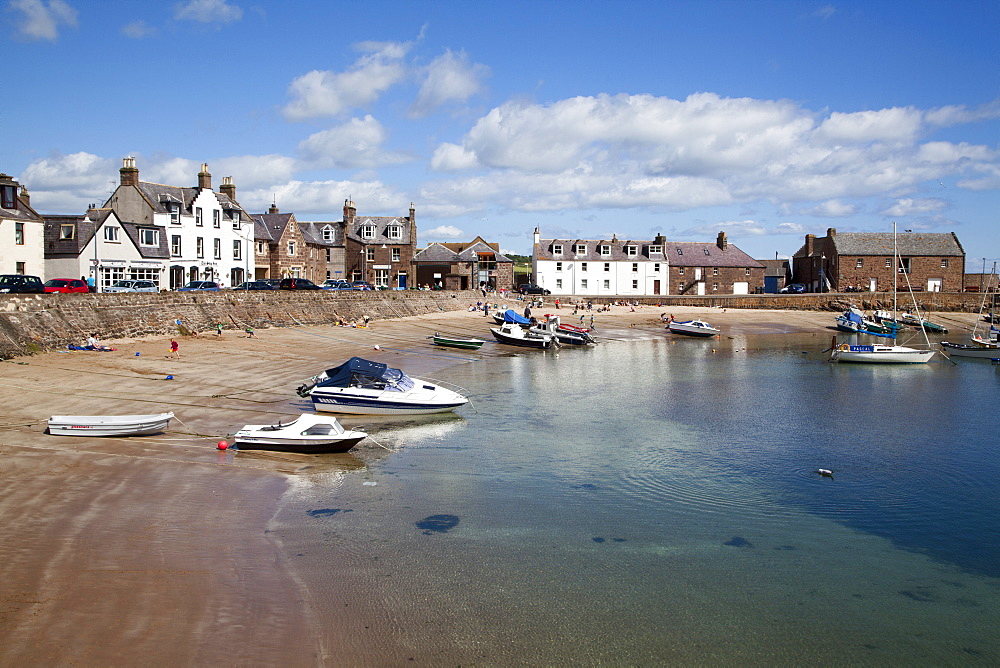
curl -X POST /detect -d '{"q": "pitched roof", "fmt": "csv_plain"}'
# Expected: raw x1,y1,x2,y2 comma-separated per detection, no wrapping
413,240,513,263
346,215,413,245
832,232,964,257
252,212,295,242
129,181,251,224
298,221,343,246
43,209,167,259
537,237,763,268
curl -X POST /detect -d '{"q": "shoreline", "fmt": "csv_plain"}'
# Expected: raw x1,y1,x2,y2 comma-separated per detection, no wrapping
0,305,981,664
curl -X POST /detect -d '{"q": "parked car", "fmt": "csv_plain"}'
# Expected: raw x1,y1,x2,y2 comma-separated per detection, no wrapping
233,280,276,291
177,281,220,292
351,281,375,291
0,274,45,294
279,277,321,290
518,283,551,295
43,278,89,294
779,283,806,294
104,280,159,293
258,278,281,288
321,279,355,291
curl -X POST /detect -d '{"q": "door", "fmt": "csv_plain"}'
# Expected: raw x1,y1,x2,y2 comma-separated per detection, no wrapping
398,272,407,289
869,278,877,292
653,279,661,295
732,282,749,295
694,268,705,295
927,278,942,292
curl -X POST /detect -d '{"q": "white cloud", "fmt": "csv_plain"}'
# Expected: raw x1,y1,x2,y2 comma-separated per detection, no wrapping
880,198,947,217
173,0,242,24
801,199,858,217
283,41,411,121
422,225,465,239
121,19,154,38
298,116,411,169
239,179,407,216
430,143,480,171
18,152,114,211
411,50,489,117
9,0,77,41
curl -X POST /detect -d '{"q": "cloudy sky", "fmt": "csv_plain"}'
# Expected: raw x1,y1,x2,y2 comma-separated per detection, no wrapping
4,0,998,266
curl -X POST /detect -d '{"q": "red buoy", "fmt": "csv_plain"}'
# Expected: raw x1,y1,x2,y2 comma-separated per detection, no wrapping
217,440,229,450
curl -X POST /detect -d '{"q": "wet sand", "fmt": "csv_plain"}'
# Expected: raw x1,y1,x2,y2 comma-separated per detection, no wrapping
0,305,981,664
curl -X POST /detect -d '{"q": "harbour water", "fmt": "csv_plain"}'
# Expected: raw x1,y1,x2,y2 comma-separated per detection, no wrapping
273,332,1000,664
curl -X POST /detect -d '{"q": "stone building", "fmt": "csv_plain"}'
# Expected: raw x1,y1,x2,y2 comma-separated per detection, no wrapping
666,233,765,295
0,173,44,277
792,228,965,293
411,237,514,291
103,158,255,289
342,200,418,289
251,206,341,282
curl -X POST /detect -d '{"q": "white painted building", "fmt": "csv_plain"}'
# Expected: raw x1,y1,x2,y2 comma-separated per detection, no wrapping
104,158,254,289
0,173,45,277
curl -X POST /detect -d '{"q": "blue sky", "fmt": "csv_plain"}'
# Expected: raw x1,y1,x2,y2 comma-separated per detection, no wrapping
4,0,998,267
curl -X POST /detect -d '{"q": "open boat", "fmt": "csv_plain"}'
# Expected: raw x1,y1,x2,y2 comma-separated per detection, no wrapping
940,340,1000,359
530,315,594,345
297,357,469,415
490,322,556,348
940,264,999,359
47,412,174,436
667,319,720,337
430,333,485,350
233,413,367,453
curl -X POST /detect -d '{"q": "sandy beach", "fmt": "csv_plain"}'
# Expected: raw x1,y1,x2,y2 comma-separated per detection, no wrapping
0,304,982,665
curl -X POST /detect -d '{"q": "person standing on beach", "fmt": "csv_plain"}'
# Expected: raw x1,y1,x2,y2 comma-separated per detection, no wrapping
245,327,258,339
215,323,223,337
169,340,180,358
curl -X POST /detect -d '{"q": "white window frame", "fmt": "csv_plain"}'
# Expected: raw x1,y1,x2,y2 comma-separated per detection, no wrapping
391,248,401,262
213,210,220,228
138,228,159,246
649,245,662,254
233,240,242,260
625,245,637,256
575,244,586,255
288,241,296,256
195,207,203,226
581,279,588,290
170,204,180,225
214,238,222,260
603,279,610,289
196,237,204,258
556,279,563,289
361,225,376,239
60,224,75,240
323,225,335,242
553,244,563,255
171,235,181,257
387,225,402,240
600,245,611,256
104,226,119,242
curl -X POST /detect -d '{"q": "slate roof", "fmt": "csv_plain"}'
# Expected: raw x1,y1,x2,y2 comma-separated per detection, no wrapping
298,221,343,247
0,176,43,222
132,181,251,224
252,212,294,242
537,238,762,268
346,216,413,245
413,239,513,263
759,259,791,278
43,209,168,259
793,232,965,258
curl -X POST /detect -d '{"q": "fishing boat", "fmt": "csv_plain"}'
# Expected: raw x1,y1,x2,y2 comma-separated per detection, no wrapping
490,322,556,348
430,332,485,350
233,413,367,453
296,357,469,415
666,319,720,337
900,312,948,333
530,315,594,345
47,412,174,436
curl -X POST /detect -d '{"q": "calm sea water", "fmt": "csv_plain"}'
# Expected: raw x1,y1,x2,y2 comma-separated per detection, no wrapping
274,333,1000,664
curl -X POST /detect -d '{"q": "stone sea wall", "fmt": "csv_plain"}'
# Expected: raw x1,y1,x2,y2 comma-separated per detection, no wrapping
620,291,990,312
0,290,481,360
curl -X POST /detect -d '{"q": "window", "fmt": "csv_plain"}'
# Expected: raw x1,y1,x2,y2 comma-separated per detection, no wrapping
941,259,949,268
361,225,376,239
387,225,401,240
713,267,719,276
898,258,911,274
138,229,159,246
233,240,242,259
745,268,751,276
649,245,662,254
575,244,586,255
625,245,637,256
885,258,892,268
15,222,24,245
231,210,241,229
391,248,400,262
556,262,563,271
579,262,588,272
556,279,563,289
581,279,588,289
678,267,685,275
256,241,266,254
856,258,864,268
604,262,610,272
104,226,119,242
678,282,685,292
214,238,221,259
60,224,75,240
553,244,563,255
325,248,331,262
195,207,203,226
1,184,16,209
171,235,181,256
213,210,220,228
676,248,683,256
322,226,335,242
287,242,295,256
600,245,611,256
170,204,180,225
632,263,638,273
654,263,661,272
16,261,26,274
713,283,719,291
704,249,711,255
632,279,638,289
603,280,610,289
196,237,204,258
366,247,375,261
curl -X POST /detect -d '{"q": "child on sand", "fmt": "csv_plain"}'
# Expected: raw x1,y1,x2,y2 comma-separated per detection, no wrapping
169,340,180,358
245,327,258,339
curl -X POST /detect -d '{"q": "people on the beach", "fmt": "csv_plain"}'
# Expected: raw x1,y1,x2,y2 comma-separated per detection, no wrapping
85,334,112,351
245,327,258,339
169,339,180,358
215,323,223,336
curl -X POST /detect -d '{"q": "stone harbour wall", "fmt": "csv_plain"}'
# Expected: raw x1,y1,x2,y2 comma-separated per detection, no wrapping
0,290,481,360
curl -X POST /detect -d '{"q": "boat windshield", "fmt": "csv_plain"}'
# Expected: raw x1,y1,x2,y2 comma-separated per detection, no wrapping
317,356,415,392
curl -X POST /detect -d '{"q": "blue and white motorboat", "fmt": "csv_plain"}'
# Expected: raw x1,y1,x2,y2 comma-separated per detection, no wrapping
296,357,469,415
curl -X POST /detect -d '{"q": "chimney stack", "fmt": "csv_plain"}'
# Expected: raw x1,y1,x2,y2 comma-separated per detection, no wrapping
268,202,279,214
827,228,836,238
805,234,815,256
18,185,29,207
220,176,236,201
120,157,139,187
198,163,212,190
343,199,356,225
654,233,665,246
717,231,728,251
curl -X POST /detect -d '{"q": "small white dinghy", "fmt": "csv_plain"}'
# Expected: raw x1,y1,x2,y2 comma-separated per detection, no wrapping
233,413,367,453
47,412,174,437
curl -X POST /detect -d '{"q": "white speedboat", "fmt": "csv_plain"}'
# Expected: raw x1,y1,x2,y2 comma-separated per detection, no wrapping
940,341,1000,359
233,413,367,453
830,343,935,364
667,319,720,337
47,412,174,436
490,322,556,348
297,357,469,415
530,315,594,345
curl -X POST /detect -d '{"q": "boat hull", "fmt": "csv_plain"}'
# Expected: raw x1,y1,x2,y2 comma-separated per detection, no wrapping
432,336,485,350
309,389,468,415
831,345,935,364
940,342,1000,359
47,412,174,437
490,327,553,348
667,321,719,337
233,433,366,453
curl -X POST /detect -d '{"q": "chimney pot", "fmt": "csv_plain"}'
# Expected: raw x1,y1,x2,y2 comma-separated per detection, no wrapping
198,164,212,190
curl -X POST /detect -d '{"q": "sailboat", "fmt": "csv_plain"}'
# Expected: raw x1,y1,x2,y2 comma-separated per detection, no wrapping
941,263,1000,359
831,223,936,364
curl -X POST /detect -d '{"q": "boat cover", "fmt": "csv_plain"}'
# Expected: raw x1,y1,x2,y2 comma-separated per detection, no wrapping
316,357,414,392
503,309,531,325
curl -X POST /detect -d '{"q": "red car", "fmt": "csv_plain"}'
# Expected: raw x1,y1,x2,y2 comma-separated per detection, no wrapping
44,278,89,293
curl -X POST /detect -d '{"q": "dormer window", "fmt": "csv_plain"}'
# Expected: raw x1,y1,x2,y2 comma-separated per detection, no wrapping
322,225,336,242
553,244,563,255
676,248,683,256
649,245,662,254
703,249,711,255
60,224,75,240
387,225,402,240
600,245,611,256
361,224,376,239
575,244,586,255
170,203,180,225
625,245,637,256
104,226,119,242
138,228,159,246
1,184,16,209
